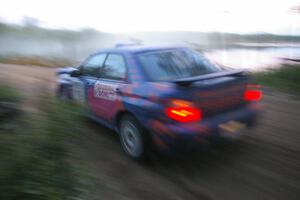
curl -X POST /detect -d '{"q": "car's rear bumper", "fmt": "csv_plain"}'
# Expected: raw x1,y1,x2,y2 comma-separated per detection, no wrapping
149,103,262,153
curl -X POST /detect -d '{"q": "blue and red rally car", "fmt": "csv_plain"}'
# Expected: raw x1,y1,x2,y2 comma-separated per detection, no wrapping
56,45,262,160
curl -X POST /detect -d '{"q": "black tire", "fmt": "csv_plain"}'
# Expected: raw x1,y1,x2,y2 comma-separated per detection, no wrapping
56,85,70,101
119,115,149,161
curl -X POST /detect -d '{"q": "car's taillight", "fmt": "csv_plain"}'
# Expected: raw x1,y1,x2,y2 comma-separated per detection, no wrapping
165,99,202,122
244,85,262,101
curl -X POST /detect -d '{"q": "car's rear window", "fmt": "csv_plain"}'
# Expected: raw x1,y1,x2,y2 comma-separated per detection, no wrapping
136,48,220,81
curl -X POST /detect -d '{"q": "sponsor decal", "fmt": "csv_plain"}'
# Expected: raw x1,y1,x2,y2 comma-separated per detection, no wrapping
94,81,117,101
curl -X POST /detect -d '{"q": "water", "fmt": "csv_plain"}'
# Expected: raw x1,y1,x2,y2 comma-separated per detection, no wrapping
205,47,300,71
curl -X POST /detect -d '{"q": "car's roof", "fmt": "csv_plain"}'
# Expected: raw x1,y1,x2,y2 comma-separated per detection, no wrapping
94,45,186,55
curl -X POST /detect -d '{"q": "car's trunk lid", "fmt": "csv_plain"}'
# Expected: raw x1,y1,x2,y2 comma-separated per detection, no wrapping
172,70,248,118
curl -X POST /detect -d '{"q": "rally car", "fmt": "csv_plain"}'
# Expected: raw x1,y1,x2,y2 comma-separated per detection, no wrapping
56,45,262,160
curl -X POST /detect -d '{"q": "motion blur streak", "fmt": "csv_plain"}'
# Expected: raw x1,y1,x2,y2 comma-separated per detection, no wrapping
0,0,300,200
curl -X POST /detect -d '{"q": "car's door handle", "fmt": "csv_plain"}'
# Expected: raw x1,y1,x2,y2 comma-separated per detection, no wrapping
116,88,121,94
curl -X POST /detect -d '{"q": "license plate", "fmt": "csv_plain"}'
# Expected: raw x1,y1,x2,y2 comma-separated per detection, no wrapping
218,121,246,136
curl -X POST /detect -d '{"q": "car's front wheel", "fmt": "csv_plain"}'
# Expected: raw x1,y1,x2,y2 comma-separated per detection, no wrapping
119,115,148,161
56,85,71,101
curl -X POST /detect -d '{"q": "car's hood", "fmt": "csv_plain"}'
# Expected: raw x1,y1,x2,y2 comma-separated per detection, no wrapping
55,66,77,75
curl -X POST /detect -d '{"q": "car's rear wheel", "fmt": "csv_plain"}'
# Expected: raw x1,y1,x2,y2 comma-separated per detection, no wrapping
119,115,148,161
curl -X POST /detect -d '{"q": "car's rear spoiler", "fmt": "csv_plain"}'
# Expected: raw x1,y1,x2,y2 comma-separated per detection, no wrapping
172,69,246,86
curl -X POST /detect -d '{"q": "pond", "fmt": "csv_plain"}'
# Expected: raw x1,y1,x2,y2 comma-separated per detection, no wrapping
205,47,300,71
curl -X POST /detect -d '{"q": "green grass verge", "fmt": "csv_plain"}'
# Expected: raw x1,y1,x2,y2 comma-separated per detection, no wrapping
0,93,92,200
254,64,300,95
0,84,21,102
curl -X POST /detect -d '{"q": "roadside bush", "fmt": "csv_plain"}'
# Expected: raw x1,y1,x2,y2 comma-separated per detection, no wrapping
0,94,90,200
254,64,300,95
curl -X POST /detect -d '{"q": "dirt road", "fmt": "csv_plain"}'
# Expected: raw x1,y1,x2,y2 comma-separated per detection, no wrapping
1,63,299,200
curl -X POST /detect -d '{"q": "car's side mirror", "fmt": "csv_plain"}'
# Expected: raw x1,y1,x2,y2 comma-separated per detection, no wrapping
70,69,81,77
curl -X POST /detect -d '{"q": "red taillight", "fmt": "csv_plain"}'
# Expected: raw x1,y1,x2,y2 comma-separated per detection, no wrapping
166,100,202,122
244,84,262,101
244,90,262,101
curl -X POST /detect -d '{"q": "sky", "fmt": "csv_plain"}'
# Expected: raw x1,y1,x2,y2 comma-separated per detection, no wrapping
0,0,300,34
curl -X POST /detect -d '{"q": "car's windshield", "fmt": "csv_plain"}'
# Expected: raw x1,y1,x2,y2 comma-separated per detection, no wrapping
137,48,220,81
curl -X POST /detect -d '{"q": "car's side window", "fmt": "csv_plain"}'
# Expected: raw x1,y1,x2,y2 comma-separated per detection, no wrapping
101,54,126,80
81,53,107,77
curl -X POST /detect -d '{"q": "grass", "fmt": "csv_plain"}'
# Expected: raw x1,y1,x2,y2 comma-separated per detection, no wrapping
0,87,92,200
0,84,21,120
254,64,300,95
0,84,21,102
